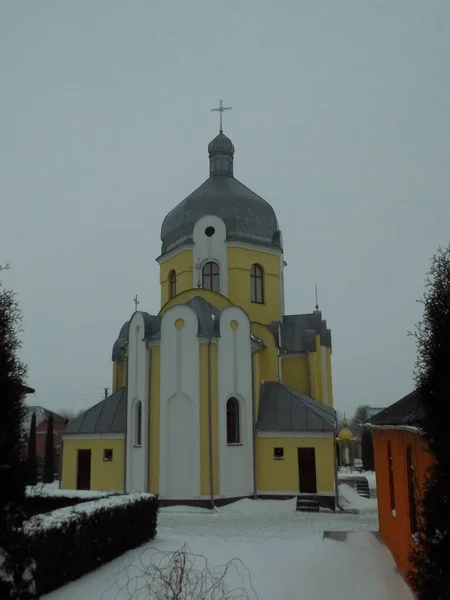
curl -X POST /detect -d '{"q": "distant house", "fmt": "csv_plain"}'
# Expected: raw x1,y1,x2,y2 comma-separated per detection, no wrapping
366,391,431,585
24,406,66,461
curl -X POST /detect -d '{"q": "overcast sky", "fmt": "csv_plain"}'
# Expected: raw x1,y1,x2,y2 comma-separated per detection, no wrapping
1,1,449,418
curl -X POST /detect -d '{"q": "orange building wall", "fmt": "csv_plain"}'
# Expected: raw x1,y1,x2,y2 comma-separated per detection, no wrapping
372,428,433,582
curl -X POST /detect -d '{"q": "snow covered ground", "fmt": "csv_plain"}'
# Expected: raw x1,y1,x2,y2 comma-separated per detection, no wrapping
42,496,412,600
339,468,377,490
338,483,378,514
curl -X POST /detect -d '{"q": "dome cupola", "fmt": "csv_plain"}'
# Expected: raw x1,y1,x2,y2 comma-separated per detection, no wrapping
160,128,282,256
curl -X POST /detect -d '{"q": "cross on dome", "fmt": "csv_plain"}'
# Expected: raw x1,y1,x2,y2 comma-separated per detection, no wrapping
210,99,232,133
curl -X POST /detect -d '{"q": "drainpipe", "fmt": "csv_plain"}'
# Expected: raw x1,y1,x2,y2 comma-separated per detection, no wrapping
333,430,343,510
207,337,218,511
251,349,257,500
251,341,263,500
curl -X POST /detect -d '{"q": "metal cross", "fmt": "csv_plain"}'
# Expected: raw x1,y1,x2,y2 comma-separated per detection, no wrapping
210,99,232,133
133,294,139,311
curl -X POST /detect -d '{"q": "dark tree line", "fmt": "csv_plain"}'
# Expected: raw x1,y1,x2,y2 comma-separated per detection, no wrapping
0,265,36,598
409,244,450,599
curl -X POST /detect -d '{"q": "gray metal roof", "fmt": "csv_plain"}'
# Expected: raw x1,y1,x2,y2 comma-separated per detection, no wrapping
112,298,262,357
63,388,126,434
160,134,281,255
257,381,336,432
149,296,262,343
279,310,332,354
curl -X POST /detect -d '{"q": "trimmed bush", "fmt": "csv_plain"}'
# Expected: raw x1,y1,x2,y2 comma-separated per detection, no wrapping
21,493,118,519
24,492,158,595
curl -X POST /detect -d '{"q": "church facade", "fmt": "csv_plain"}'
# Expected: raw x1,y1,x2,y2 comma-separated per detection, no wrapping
61,128,338,508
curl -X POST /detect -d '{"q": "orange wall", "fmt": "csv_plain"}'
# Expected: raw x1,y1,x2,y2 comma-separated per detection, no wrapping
373,429,433,582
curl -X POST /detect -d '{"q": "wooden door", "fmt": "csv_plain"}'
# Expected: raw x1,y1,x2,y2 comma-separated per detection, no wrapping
298,447,317,493
77,449,91,490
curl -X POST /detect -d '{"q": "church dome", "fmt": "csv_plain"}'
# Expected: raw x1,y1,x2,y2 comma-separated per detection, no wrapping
207,132,235,156
160,133,281,255
337,422,356,442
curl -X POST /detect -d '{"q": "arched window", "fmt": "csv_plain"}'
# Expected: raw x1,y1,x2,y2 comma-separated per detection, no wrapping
226,397,240,444
406,445,418,535
169,270,177,299
250,264,264,303
202,261,220,292
135,400,142,447
387,441,396,514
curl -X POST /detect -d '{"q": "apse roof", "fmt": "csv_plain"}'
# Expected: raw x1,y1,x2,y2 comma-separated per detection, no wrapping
63,387,126,435
257,381,336,432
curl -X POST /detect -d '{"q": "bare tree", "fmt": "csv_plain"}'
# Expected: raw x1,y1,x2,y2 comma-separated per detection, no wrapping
104,544,258,600
350,405,371,439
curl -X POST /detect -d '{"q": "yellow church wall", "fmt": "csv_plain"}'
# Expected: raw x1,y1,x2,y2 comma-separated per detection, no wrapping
159,288,233,316
61,438,124,491
159,250,194,306
112,360,126,393
199,342,219,496
307,351,319,401
149,345,160,495
251,323,278,412
252,351,261,420
112,362,118,393
326,346,334,408
315,336,324,403
256,436,335,493
227,247,281,324
281,355,309,396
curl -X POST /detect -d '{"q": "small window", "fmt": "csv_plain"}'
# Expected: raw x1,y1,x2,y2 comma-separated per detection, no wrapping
202,261,220,292
205,226,215,237
387,441,396,514
169,270,177,299
274,447,284,460
103,449,113,461
226,397,240,444
135,400,142,447
250,264,264,304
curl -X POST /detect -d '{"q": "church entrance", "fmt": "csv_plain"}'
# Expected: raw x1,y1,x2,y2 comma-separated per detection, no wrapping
76,449,91,490
298,447,317,493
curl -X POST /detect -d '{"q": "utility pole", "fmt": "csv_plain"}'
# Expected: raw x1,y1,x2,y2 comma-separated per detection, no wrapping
104,387,109,399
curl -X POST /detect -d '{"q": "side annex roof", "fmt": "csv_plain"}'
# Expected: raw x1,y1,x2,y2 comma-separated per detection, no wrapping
257,381,336,432
63,387,126,435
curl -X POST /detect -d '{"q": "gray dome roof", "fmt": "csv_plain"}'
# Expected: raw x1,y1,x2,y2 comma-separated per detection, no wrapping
160,134,281,255
208,132,234,156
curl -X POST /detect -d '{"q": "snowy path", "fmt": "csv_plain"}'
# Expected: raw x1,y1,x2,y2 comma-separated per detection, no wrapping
43,498,412,600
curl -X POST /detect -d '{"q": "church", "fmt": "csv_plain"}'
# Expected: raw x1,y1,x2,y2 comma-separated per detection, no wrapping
61,111,338,509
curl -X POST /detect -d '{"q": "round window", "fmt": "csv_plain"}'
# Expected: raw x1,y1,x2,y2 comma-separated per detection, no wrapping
205,226,215,237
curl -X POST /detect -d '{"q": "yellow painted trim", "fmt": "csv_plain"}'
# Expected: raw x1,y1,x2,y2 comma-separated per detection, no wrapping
149,346,160,495
326,346,334,408
307,351,318,400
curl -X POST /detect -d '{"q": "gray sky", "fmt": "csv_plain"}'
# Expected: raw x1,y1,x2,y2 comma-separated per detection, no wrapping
1,1,449,418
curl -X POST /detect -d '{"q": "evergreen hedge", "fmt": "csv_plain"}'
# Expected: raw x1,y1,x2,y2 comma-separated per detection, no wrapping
21,493,118,519
24,493,158,595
